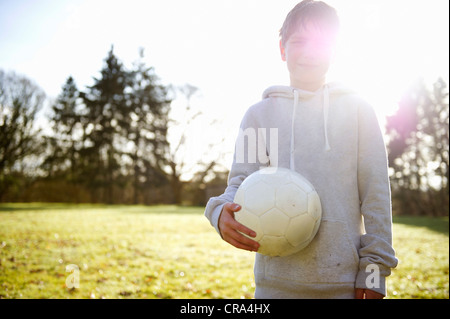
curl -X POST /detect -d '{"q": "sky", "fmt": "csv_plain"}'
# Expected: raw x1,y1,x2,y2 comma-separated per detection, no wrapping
1,0,449,178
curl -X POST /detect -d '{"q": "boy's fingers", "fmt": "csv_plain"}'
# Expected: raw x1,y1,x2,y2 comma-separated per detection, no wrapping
219,202,260,252
230,228,259,248
224,202,241,213
222,223,260,252
355,288,365,299
230,217,257,238
226,237,252,251
223,203,256,237
364,290,384,299
227,230,260,252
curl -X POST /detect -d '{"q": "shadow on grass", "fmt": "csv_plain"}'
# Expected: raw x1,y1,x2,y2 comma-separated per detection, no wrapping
0,203,205,215
116,205,205,215
0,202,110,212
393,215,449,235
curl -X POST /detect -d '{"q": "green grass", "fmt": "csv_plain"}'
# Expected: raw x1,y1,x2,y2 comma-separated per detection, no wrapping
388,216,449,299
0,203,448,299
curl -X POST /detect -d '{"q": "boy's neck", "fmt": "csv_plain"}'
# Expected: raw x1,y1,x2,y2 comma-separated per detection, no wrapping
290,78,326,92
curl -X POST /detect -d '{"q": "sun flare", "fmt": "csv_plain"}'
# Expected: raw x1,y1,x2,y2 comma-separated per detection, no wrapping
327,0,448,120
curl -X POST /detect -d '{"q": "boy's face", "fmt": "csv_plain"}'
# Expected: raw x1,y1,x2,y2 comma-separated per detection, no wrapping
280,22,335,89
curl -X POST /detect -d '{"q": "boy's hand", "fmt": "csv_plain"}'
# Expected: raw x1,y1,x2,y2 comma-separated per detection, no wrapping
218,203,260,252
355,288,384,299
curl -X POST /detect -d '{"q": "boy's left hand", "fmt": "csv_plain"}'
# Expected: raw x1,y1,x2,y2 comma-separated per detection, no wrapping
355,288,384,299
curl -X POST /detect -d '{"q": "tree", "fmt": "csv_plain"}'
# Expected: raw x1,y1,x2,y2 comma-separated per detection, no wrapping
80,46,129,203
166,83,226,204
386,78,449,216
125,48,171,204
0,70,45,200
44,76,81,177
167,84,200,204
43,47,172,204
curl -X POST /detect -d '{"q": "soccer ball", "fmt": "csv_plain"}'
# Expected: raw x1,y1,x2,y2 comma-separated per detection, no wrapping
234,167,322,257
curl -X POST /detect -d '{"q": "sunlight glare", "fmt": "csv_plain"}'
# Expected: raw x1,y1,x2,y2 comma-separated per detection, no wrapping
328,0,449,120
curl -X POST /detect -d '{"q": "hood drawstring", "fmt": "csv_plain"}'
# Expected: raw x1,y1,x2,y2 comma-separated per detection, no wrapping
290,89,299,171
323,85,331,152
290,86,331,170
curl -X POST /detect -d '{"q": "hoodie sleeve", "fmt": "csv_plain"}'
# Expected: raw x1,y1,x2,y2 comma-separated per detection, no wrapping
355,101,398,296
204,106,269,235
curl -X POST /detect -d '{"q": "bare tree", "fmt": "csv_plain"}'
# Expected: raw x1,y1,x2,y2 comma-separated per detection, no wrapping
0,70,45,200
167,84,225,204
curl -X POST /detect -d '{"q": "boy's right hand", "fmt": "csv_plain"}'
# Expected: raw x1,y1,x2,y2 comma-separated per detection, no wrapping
218,202,260,252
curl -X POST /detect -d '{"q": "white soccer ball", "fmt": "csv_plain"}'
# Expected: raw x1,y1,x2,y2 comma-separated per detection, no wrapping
234,167,322,257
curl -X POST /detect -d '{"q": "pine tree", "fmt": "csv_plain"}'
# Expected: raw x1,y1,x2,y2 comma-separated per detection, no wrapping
80,46,129,203
44,76,81,178
126,48,171,204
43,47,173,204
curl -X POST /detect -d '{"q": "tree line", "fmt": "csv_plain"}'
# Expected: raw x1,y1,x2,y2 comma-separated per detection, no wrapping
0,47,224,205
0,48,448,215
386,77,449,216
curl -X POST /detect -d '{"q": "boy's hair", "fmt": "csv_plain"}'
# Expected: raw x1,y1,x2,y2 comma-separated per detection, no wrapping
279,0,340,46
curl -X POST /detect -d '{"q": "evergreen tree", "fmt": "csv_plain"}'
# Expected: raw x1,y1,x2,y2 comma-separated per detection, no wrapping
44,76,81,179
80,46,129,203
126,48,171,204
42,47,172,204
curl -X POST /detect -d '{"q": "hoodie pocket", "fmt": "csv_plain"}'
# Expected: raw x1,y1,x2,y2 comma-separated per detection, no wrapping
262,219,359,284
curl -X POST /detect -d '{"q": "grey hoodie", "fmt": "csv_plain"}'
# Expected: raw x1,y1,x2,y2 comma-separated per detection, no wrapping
204,83,398,298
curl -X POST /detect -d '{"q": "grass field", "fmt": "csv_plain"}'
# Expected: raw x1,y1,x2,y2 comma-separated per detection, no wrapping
0,203,448,299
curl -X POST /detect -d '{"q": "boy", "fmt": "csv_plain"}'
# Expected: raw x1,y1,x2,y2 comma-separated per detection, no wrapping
204,0,398,299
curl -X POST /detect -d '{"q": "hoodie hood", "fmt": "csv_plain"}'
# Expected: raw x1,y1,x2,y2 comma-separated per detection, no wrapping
262,83,354,171
262,82,354,100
